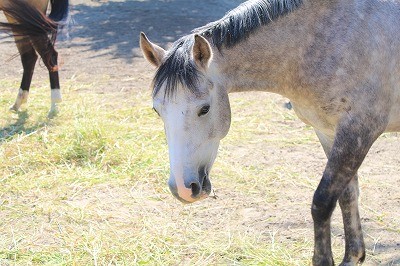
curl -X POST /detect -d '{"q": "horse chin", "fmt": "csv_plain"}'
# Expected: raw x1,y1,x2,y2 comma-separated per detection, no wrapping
180,191,210,204
198,191,211,201
171,182,212,204
168,170,213,203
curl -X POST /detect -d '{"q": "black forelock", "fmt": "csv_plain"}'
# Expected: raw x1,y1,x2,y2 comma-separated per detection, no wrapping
152,35,201,98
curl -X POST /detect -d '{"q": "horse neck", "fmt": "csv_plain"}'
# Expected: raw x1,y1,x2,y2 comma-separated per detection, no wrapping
209,0,333,99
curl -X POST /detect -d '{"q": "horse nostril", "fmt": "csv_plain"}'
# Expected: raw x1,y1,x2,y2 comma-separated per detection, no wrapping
191,175,210,198
190,181,201,197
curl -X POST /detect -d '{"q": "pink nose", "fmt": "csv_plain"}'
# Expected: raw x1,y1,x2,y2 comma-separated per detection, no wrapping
168,174,211,203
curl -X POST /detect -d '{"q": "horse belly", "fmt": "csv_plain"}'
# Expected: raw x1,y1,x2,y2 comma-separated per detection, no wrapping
291,101,337,137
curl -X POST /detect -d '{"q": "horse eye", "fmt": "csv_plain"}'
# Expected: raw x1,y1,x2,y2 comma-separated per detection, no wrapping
198,105,210,116
153,107,160,116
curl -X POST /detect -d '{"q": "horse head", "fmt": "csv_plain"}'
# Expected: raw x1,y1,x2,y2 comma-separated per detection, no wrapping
140,33,231,203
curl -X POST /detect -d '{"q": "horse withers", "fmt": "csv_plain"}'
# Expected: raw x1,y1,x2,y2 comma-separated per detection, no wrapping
140,0,400,265
0,0,69,115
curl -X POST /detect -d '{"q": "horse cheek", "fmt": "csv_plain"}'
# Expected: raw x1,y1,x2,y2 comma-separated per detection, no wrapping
217,91,231,139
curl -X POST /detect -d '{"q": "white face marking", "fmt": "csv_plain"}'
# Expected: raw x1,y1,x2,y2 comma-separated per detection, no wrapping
154,78,231,203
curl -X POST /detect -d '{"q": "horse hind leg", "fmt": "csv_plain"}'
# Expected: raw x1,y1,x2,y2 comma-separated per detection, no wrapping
10,40,38,112
30,34,62,115
338,175,366,266
48,50,61,116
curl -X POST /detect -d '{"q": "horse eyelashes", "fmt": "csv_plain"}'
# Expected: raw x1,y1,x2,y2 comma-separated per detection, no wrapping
198,105,210,116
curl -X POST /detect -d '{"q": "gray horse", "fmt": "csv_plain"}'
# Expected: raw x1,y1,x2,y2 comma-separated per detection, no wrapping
140,0,400,265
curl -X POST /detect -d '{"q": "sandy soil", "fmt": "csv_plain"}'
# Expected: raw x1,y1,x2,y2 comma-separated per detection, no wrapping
1,0,399,265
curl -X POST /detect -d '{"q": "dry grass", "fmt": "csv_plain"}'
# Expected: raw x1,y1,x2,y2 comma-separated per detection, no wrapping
0,78,315,265
1,76,399,265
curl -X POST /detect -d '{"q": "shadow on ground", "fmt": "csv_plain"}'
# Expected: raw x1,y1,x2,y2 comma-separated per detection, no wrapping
67,0,244,62
0,111,50,142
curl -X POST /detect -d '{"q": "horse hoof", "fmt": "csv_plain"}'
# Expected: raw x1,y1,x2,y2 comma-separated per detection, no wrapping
48,104,59,118
313,256,334,266
48,110,58,119
9,105,19,112
339,251,366,266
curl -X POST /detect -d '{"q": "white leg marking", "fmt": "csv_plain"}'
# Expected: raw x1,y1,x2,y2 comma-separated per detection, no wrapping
48,89,62,117
10,89,29,112
51,88,62,104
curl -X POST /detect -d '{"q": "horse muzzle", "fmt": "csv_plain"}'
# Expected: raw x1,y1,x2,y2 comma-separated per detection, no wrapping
168,170,212,203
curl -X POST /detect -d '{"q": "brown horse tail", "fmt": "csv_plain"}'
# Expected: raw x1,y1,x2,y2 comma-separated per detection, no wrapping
0,0,70,46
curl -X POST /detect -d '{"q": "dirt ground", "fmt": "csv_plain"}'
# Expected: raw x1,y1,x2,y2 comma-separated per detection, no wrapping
1,0,399,265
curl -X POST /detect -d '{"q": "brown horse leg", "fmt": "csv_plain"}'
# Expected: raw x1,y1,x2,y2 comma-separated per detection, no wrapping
338,175,366,266
30,34,62,114
312,114,384,266
10,40,38,111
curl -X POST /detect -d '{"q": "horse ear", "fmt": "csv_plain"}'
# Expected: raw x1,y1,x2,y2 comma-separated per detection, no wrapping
140,32,166,67
193,34,213,70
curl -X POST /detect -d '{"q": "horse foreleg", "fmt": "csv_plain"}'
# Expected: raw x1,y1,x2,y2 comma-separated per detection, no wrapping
338,174,366,266
10,41,38,112
311,115,384,266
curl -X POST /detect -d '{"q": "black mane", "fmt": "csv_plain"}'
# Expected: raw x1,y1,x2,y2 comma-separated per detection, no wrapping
153,0,303,98
195,0,303,49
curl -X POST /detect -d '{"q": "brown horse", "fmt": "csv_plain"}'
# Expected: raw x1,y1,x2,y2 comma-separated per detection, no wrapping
140,0,400,265
0,0,69,114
